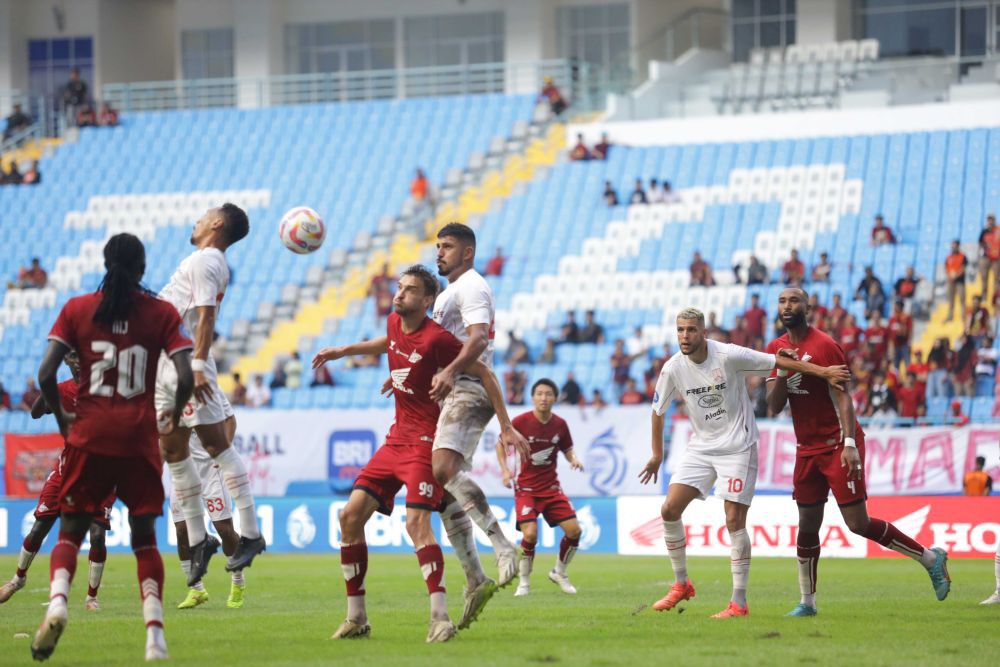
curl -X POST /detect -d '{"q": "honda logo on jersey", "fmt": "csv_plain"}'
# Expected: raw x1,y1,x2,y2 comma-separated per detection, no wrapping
866,497,999,558
785,351,812,394
530,446,555,466
390,368,414,394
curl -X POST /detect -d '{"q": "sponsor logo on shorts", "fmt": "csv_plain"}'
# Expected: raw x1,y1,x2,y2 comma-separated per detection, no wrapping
697,394,724,409
287,504,317,549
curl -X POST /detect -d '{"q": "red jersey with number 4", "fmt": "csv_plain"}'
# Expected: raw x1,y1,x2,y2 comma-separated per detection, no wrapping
766,327,864,456
511,411,574,492
384,312,463,447
48,291,192,459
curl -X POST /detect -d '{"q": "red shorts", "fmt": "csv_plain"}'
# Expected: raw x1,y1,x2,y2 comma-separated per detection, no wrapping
35,461,115,529
793,437,868,507
58,445,164,518
354,444,443,516
514,488,576,528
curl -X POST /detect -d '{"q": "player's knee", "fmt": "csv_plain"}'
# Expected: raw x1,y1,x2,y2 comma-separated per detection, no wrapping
432,462,452,486
564,524,582,541
339,504,365,533
88,525,106,550
405,512,433,544
845,515,870,535
520,524,537,544
660,502,680,522
129,514,157,542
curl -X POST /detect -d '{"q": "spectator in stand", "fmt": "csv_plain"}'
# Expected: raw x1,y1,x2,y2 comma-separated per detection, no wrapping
559,371,582,405
871,214,896,246
578,310,605,344
629,178,648,205
590,389,609,410
888,300,913,371
963,456,993,496
3,103,31,140
894,373,922,421
828,292,848,332
504,365,527,405
966,295,993,346
866,371,896,420
952,334,977,396
560,310,580,345
743,294,767,341
230,373,248,406
504,330,531,365
974,336,997,397
603,180,619,206
2,160,22,185
484,246,505,277
98,102,119,127
729,315,750,347
647,178,663,204
21,160,40,185
925,338,952,400
539,76,568,116
284,352,304,389
661,180,680,204
410,168,428,204
810,252,832,283
16,257,47,289
591,132,611,160
247,375,271,408
950,399,970,426
17,378,41,411
611,338,641,398
781,249,806,286
77,103,97,127
0,381,10,410
893,266,920,310
539,337,557,364
269,361,287,389
907,349,929,398
865,279,887,319
705,312,729,342
368,263,395,322
311,363,334,387
854,266,884,302
944,239,969,322
619,378,646,405
978,214,1000,296
625,325,646,357
806,294,828,327
746,256,768,285
838,314,863,360
689,251,715,286
569,133,590,161
864,313,889,364
62,67,89,126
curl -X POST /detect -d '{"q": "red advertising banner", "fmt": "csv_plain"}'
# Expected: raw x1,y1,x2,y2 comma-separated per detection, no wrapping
4,434,62,498
866,496,1000,559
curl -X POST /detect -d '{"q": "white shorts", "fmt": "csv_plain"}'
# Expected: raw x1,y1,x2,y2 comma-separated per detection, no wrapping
155,352,227,428
432,377,495,470
168,431,233,523
670,444,758,505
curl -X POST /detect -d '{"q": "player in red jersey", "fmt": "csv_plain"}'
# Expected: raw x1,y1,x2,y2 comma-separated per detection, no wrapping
30,234,194,662
496,378,585,597
0,351,115,611
766,287,951,617
312,265,522,644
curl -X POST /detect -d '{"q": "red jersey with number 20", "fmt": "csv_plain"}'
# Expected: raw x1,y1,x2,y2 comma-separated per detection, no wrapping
511,411,574,492
48,291,192,459
384,312,463,447
766,326,864,456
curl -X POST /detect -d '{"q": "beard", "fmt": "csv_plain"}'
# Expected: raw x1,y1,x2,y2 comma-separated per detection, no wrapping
436,262,452,277
189,233,196,245
782,310,807,329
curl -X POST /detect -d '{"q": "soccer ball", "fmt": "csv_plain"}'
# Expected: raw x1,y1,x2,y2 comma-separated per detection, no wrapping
279,206,326,254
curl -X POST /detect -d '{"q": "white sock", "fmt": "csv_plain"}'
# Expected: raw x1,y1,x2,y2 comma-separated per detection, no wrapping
212,447,260,539
440,502,487,586
88,561,105,592
994,542,1000,592
556,540,577,575
444,472,512,552
797,554,817,607
232,570,245,586
16,547,36,576
146,624,166,652
50,567,72,609
518,556,532,585
730,529,751,607
918,548,937,568
429,591,448,621
179,559,205,592
662,520,688,584
141,579,165,648
167,458,207,544
346,595,366,623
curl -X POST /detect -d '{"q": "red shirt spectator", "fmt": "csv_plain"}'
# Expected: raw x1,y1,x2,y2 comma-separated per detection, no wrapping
807,295,827,327
894,378,921,419
569,133,590,161
368,263,395,320
77,104,97,127
966,296,992,338
871,215,896,246
689,252,715,286
539,77,568,115
888,307,913,348
827,294,847,332
743,296,767,340
781,249,806,285
17,258,47,289
98,103,119,126
485,247,505,277
592,133,611,160
619,379,646,405
907,352,929,398
951,400,970,426
838,315,863,358
410,169,428,201
864,315,889,360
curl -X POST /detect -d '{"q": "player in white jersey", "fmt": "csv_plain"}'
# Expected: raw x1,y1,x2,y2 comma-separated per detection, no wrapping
155,203,264,586
170,399,248,610
428,222,530,629
638,307,848,618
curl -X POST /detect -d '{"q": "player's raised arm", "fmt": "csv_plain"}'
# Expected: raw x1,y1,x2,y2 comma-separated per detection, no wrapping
773,354,850,391
37,340,72,437
312,337,389,368
495,439,513,488
429,322,489,402
466,360,530,459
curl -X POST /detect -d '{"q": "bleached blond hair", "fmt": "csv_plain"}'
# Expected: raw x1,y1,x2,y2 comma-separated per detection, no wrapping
676,307,705,325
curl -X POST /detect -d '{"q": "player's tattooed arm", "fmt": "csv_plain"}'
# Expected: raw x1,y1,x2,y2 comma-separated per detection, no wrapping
429,322,489,402
466,360,531,460
495,439,513,488
38,340,73,438
638,411,665,485
312,337,389,368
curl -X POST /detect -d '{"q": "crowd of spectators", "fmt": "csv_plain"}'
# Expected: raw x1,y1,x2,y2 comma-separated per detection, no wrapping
569,132,611,161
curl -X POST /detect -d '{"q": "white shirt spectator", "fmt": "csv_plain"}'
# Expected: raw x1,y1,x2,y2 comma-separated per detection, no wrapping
246,379,271,408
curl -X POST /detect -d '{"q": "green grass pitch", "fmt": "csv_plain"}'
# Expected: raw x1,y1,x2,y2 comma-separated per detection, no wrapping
0,553,995,666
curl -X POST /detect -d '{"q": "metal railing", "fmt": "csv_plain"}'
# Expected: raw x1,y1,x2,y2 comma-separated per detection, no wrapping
102,59,602,114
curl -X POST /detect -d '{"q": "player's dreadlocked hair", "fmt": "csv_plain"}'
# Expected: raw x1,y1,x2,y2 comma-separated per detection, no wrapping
93,233,149,326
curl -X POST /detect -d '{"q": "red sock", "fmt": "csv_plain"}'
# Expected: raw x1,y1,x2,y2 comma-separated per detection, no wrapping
521,539,536,559
863,518,926,561
559,536,580,563
416,544,445,595
132,532,164,630
796,530,820,594
49,531,84,602
87,543,107,598
341,543,368,597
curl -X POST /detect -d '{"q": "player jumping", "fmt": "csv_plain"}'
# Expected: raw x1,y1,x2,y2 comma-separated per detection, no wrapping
31,233,194,661
639,307,848,618
313,265,523,643
0,351,113,611
156,203,264,586
766,287,951,616
496,378,585,597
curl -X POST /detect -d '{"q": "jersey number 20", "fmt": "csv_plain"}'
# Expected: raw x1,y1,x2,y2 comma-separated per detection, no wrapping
90,341,148,398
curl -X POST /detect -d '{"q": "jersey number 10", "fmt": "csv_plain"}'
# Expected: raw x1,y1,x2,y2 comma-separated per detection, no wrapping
90,341,149,399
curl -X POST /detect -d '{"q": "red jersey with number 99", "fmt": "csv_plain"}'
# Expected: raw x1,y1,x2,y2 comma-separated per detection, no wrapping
49,291,192,459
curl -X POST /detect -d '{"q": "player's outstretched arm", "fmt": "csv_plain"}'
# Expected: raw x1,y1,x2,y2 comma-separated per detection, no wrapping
495,440,513,488
638,411,665,485
466,360,531,460
429,323,489,402
774,355,850,391
765,348,796,415
37,340,72,437
312,337,388,368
